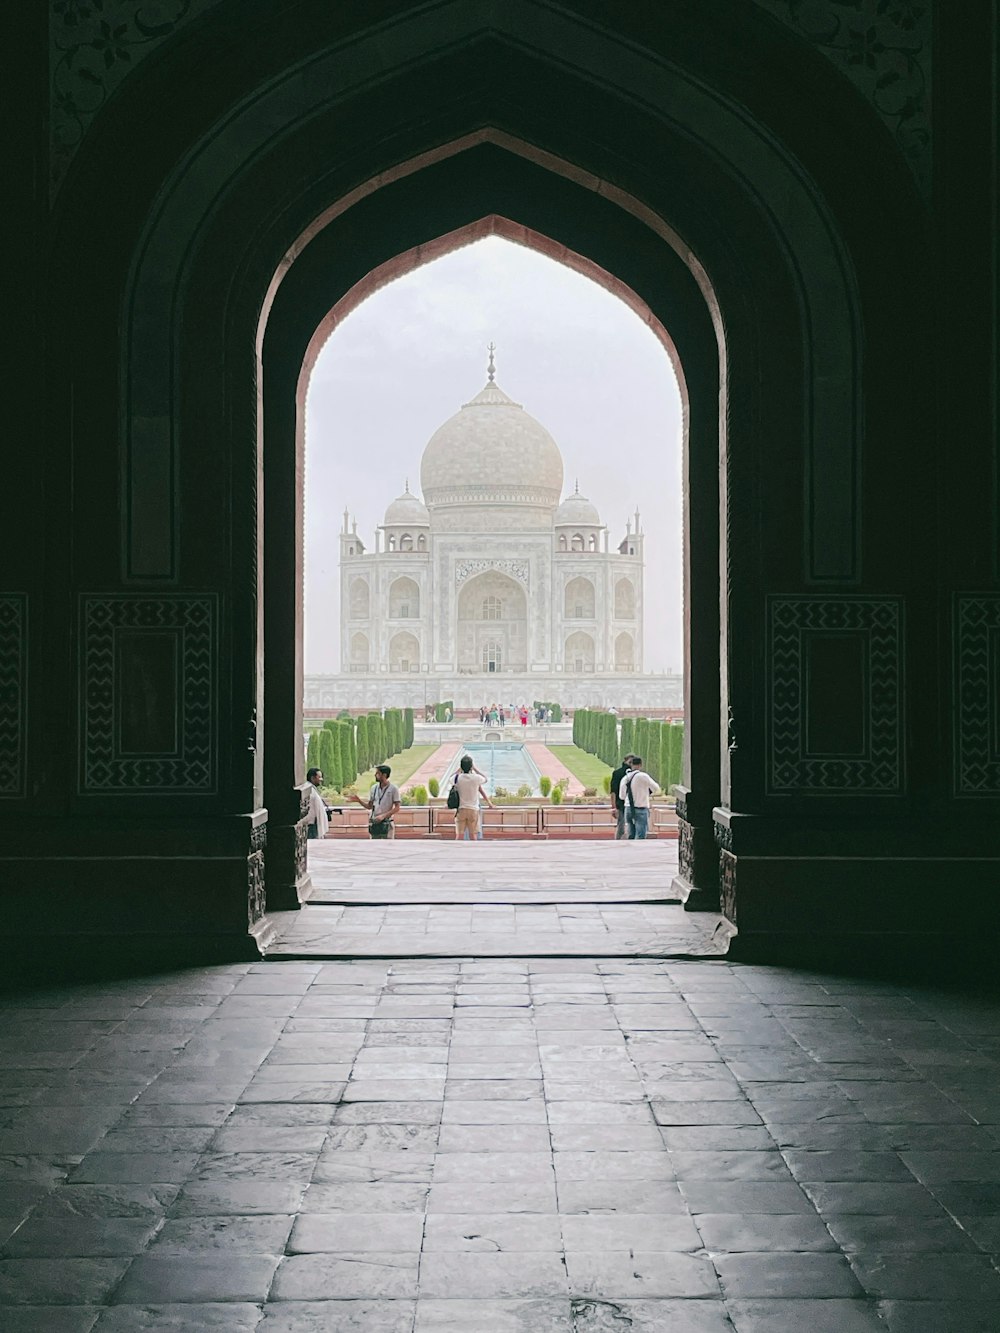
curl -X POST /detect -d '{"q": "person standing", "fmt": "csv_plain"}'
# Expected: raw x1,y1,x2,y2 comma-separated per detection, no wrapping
348,764,401,838
453,754,494,840
609,753,635,840
305,766,335,840
498,705,505,729
620,755,661,840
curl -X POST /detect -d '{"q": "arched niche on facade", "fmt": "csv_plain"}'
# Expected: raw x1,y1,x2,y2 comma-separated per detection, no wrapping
457,570,528,673
350,632,370,669
349,578,370,619
565,577,596,620
64,0,930,924
388,631,420,672
615,631,635,672
565,631,596,672
388,577,420,619
614,579,636,620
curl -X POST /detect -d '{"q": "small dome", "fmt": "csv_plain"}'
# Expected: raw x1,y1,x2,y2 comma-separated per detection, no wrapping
420,380,564,507
384,484,429,526
555,485,601,527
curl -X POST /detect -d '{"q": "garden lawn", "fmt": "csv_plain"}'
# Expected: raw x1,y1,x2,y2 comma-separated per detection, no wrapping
548,744,613,790
345,744,440,795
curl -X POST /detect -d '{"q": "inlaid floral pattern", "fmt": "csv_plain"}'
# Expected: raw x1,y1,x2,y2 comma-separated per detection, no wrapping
753,0,931,189
50,0,224,196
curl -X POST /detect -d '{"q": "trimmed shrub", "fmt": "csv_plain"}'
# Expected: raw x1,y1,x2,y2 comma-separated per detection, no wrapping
601,773,612,795
550,785,563,805
410,785,428,805
428,777,440,798
539,775,552,797
319,727,340,791
355,715,369,773
404,707,414,748
306,730,321,773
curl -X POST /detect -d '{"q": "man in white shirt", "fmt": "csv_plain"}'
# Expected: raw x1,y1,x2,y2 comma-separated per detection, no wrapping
454,754,494,840
306,767,339,840
619,755,660,840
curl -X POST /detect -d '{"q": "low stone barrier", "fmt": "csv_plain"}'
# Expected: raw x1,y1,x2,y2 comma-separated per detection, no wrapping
323,804,678,839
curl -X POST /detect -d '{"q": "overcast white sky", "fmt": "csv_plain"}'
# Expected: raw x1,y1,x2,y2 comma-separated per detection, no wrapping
304,236,683,674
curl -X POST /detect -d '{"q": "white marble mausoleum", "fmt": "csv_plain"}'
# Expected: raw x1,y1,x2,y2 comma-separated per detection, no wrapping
305,362,683,711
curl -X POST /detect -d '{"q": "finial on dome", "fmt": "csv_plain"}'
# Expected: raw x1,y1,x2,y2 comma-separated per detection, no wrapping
574,478,580,496
404,478,410,494
487,341,496,383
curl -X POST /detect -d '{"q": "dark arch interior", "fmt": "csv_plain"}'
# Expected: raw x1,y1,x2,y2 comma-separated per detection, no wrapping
8,2,991,978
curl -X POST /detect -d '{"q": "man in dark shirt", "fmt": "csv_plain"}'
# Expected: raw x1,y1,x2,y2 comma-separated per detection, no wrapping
609,753,635,841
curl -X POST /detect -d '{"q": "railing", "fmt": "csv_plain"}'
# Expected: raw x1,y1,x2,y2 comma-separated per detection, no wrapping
324,804,678,838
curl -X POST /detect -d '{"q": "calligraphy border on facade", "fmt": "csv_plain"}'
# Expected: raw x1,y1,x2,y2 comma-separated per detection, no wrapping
954,594,1000,797
0,594,27,798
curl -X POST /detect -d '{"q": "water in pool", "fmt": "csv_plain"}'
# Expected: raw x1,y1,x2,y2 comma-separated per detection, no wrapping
440,742,542,797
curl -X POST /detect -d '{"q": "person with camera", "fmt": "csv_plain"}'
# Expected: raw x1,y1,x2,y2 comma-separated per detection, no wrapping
450,754,494,840
306,767,341,840
347,764,401,838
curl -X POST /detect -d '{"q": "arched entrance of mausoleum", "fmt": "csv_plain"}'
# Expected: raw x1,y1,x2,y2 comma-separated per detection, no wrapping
40,1,931,965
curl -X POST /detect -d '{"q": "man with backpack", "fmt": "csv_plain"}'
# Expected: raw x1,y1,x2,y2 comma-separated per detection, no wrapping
609,753,635,840
620,755,661,840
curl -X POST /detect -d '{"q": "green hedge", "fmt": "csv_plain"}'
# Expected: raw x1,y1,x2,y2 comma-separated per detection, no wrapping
532,700,562,721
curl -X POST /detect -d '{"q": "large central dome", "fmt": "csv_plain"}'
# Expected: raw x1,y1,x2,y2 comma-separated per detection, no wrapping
420,380,564,509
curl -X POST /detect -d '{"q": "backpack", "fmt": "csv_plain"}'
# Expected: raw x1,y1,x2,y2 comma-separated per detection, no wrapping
447,776,461,810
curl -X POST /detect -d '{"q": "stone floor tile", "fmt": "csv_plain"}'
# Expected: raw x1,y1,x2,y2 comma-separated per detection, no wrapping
423,1214,562,1252
549,1124,665,1152
553,1152,674,1182
334,1102,441,1124
436,1124,549,1152
669,1151,793,1182
287,1213,424,1252
875,1299,1000,1332
258,1300,416,1331
418,1252,567,1298
693,1212,836,1252
68,1154,200,1185
565,1251,720,1299
679,1182,815,1214
440,1101,548,1124
726,1297,886,1332
658,1127,776,1152
800,1182,945,1216
239,1082,346,1104
113,1255,279,1303
193,1152,318,1182
545,1102,654,1125
1,1217,158,1257
715,1252,863,1298
649,1101,762,1126
414,1298,573,1332
92,1304,265,1331
0,1308,102,1333
113,1104,233,1128
823,1212,978,1252
300,1182,428,1212
782,1150,915,1182
444,1080,542,1101
561,1213,701,1251
212,1127,329,1153
848,1251,1000,1300
556,1181,688,1214
270,1253,418,1300
432,1151,553,1182
169,1182,306,1215
427,1181,557,1213
322,1123,438,1152
0,1258,130,1305
148,1215,294,1254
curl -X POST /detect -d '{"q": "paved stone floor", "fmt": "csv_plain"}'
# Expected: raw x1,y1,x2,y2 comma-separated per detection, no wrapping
3,955,1000,1330
267,841,728,958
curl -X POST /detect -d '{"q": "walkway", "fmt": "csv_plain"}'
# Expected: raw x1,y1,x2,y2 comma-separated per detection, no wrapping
263,841,727,958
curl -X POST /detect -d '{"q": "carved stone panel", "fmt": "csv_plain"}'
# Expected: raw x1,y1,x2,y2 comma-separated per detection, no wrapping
954,595,1000,797
0,595,27,798
80,595,217,793
768,596,904,793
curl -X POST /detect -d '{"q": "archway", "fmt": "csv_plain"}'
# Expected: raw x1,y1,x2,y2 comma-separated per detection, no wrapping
456,570,528,674
388,577,420,620
615,631,635,672
565,630,596,673
50,0,933,960
565,577,595,620
614,578,636,620
388,631,420,672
